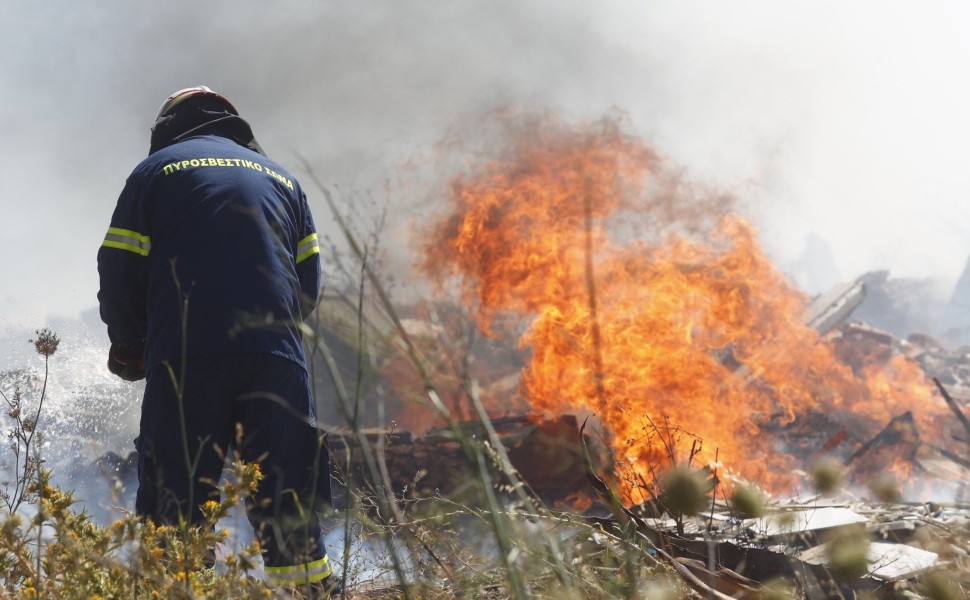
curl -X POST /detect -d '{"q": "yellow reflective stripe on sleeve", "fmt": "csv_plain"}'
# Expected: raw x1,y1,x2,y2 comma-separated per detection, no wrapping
263,554,332,585
295,233,320,264
102,227,151,256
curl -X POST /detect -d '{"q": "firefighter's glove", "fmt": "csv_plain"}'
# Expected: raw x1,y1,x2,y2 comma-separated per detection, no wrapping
107,343,146,382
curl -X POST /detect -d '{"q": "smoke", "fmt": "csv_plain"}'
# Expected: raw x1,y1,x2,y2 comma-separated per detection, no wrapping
0,313,142,519
4,1,970,334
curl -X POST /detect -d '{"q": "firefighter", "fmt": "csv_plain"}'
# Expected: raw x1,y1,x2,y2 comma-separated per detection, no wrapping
98,86,338,596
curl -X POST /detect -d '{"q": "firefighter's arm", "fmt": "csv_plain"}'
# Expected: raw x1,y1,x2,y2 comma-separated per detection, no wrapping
97,179,149,380
295,191,322,320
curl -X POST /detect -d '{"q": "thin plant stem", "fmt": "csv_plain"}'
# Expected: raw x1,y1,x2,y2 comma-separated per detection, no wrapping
307,275,416,597
300,162,531,598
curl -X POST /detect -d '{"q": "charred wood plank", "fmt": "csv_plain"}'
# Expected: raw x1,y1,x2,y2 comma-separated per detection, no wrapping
933,377,970,444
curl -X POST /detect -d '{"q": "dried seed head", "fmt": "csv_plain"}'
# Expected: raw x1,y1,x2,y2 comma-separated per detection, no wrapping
810,457,844,495
760,577,798,600
660,466,713,517
639,578,683,600
919,571,963,600
868,473,901,503
826,524,871,580
730,483,768,519
29,328,60,358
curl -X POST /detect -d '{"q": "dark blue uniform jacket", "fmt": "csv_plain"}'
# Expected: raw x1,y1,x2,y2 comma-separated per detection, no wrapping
98,132,321,372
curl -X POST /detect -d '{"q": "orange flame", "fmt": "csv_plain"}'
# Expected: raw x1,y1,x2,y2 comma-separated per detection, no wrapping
419,111,946,497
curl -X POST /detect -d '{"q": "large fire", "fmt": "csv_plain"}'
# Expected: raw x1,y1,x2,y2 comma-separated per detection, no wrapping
416,111,946,498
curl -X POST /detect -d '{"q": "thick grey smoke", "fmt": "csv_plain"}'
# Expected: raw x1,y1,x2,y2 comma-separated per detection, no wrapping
4,2,970,349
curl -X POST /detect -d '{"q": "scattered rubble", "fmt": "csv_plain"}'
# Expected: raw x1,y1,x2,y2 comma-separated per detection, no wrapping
324,401,969,597
636,498,968,598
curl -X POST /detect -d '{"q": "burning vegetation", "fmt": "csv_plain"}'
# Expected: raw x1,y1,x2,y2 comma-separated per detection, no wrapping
410,110,949,499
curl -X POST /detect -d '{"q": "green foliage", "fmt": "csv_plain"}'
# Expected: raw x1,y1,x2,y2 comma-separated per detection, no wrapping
1,461,271,599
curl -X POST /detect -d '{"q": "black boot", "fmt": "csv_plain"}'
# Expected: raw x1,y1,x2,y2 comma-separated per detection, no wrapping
306,575,343,599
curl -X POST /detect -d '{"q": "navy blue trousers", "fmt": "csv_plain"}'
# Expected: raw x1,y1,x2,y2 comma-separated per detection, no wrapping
135,353,331,570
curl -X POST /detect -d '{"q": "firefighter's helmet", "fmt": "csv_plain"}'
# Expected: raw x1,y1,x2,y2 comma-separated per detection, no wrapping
152,86,238,129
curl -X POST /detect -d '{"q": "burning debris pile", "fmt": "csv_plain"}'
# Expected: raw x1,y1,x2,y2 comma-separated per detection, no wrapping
317,278,970,597
308,105,968,507
306,111,970,595
404,111,955,497
319,286,970,501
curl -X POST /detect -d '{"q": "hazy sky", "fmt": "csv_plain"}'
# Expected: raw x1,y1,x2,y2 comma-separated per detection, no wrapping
4,1,970,349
